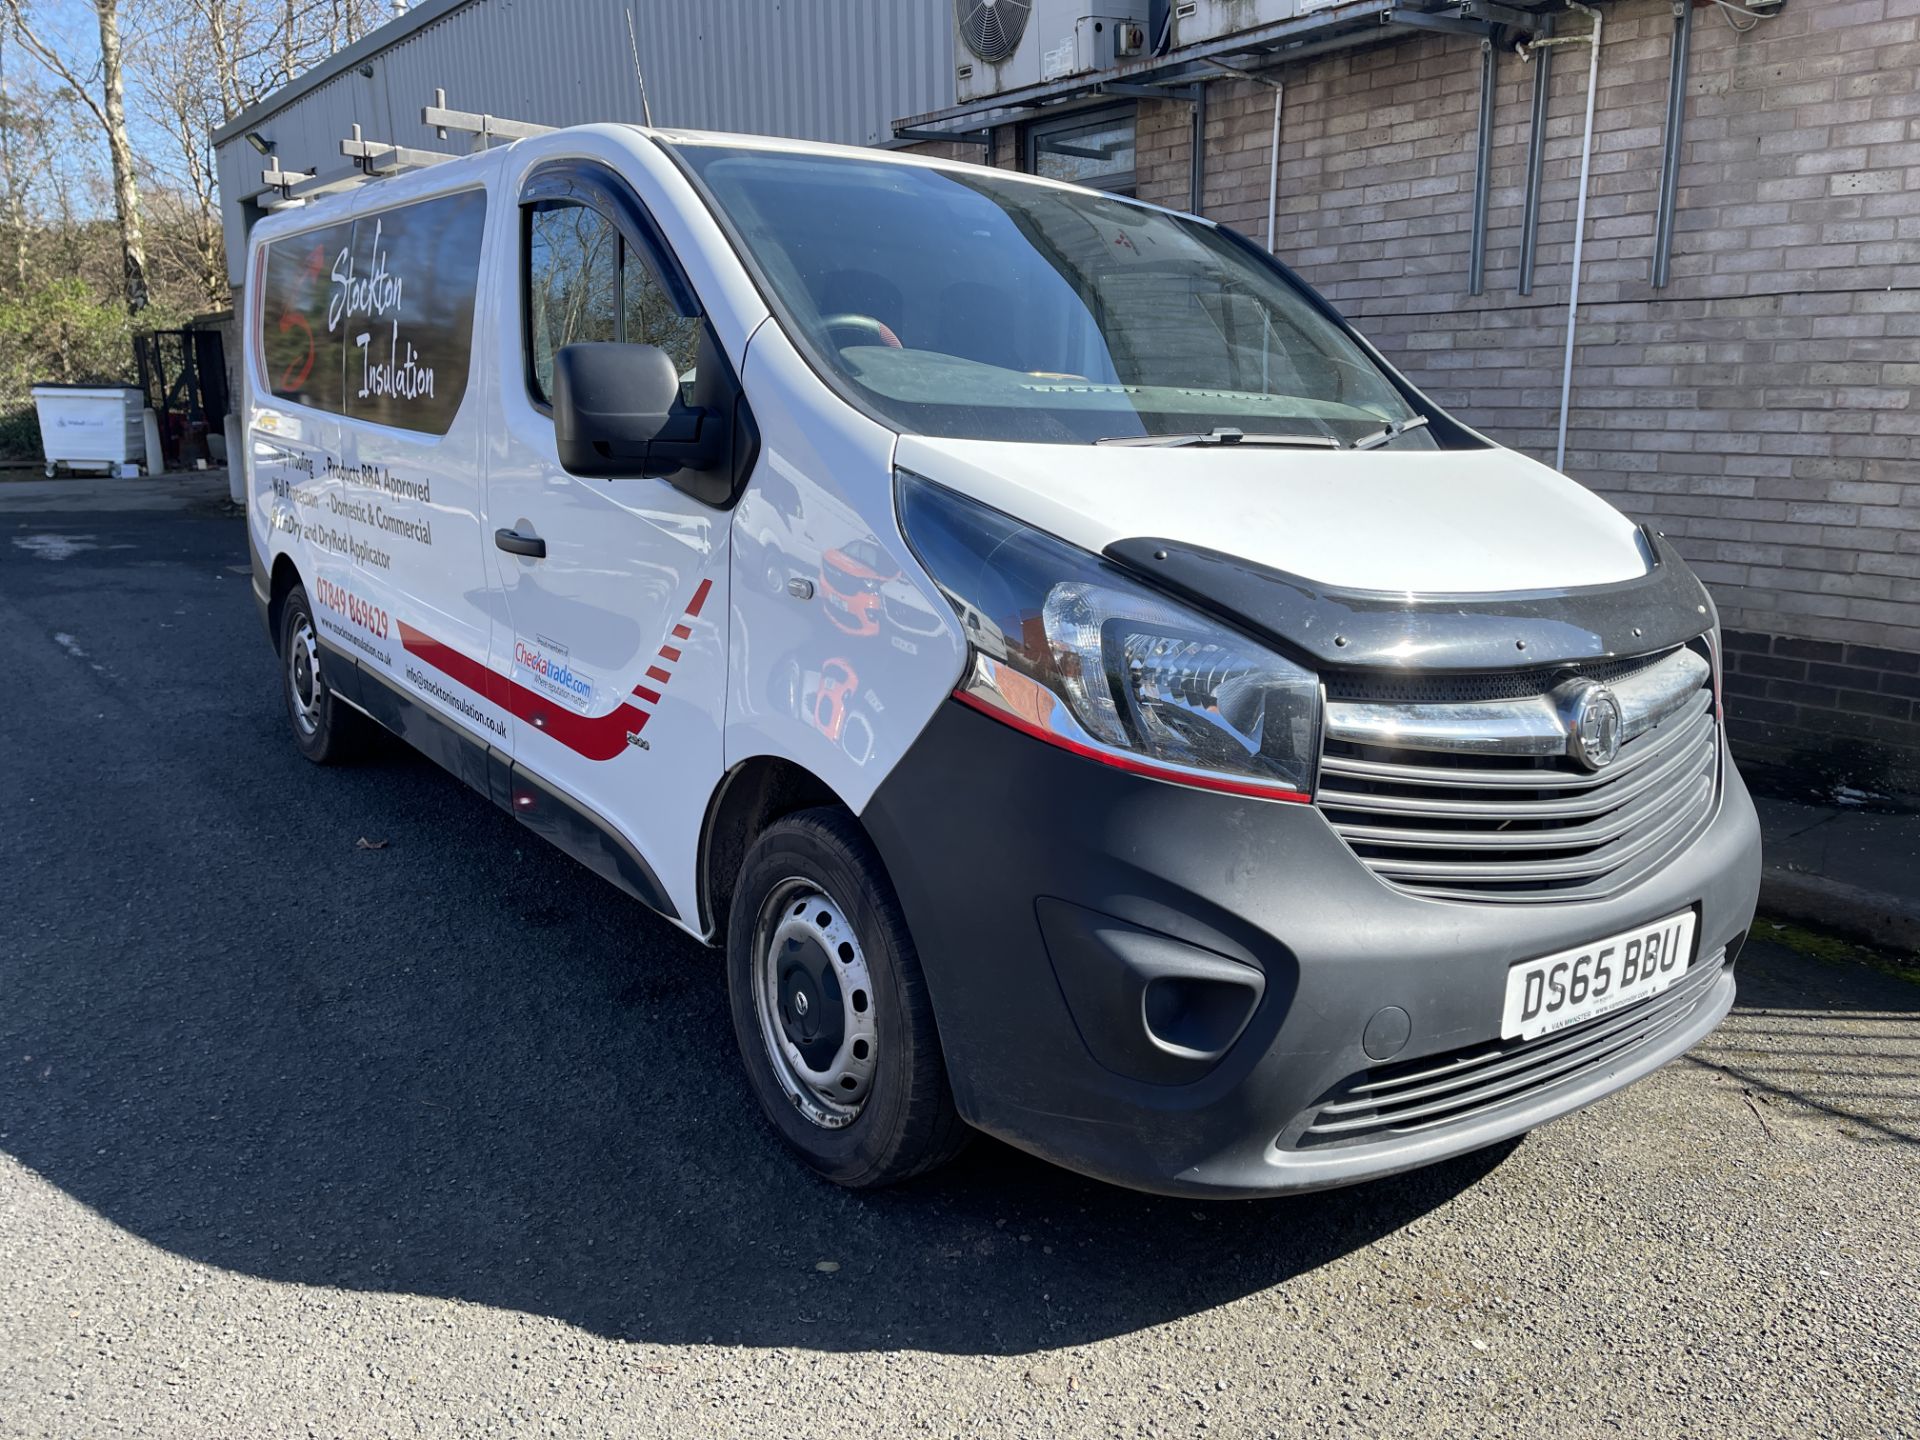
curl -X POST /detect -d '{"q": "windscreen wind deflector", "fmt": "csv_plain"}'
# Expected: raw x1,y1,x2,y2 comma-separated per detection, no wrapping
1103,531,1714,672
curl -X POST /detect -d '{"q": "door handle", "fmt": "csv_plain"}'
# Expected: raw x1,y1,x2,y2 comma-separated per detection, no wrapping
494,527,546,559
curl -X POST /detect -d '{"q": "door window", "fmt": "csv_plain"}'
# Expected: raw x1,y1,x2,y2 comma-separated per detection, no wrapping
525,200,701,405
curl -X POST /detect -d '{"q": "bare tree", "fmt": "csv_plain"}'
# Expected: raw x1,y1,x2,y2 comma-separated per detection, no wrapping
124,0,390,314
0,34,28,290
4,0,147,314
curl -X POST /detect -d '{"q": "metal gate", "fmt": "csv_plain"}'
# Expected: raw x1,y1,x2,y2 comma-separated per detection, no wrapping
133,328,229,471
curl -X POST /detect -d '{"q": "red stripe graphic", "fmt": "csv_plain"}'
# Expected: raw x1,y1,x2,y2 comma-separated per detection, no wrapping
400,621,651,762
397,575,715,762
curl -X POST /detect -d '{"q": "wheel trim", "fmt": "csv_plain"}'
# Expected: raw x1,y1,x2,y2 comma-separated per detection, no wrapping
288,614,324,737
753,880,877,1130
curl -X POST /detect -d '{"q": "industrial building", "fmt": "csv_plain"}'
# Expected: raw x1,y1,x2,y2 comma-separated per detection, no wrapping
214,0,1920,794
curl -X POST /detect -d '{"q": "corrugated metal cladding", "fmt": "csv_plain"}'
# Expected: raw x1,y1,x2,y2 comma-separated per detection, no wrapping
215,0,954,284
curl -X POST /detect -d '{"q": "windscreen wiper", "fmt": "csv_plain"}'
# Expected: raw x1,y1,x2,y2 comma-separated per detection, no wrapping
1095,427,1341,449
1350,414,1431,451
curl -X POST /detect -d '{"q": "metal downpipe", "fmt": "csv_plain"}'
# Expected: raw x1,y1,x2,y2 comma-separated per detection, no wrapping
1518,13,1554,296
1267,77,1283,251
1470,37,1496,295
1555,1,1603,474
1652,0,1694,288
1205,60,1284,251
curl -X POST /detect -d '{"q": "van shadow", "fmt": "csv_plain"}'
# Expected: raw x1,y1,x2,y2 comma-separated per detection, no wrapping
0,576,1507,1357
1688,934,1920,1147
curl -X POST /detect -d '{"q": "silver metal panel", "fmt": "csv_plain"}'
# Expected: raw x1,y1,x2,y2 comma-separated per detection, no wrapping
217,0,955,285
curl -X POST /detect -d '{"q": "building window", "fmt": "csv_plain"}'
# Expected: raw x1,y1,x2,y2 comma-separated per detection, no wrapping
1025,104,1137,195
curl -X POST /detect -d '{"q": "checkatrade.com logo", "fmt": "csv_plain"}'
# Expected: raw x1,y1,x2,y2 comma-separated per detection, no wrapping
514,641,592,702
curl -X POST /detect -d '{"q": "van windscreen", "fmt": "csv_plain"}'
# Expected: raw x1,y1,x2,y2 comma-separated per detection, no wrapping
672,145,1430,448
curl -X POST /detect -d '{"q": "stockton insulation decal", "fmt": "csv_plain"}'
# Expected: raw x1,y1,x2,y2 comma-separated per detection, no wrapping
397,578,713,761
259,189,487,436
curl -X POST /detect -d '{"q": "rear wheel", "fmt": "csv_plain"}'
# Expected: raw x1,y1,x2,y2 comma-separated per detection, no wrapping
279,584,370,764
726,807,969,1188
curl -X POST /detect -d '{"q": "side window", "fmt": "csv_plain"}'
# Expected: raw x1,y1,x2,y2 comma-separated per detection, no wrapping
261,219,354,413
527,204,622,400
526,198,702,405
625,262,701,382
257,189,486,436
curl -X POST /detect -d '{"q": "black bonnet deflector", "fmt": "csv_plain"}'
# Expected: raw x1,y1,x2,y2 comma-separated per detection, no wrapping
1104,530,1714,672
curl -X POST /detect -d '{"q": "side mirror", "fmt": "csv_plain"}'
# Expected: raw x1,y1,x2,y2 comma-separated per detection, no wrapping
551,341,723,480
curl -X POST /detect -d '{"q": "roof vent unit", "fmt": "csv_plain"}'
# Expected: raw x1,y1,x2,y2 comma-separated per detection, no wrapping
955,0,1150,103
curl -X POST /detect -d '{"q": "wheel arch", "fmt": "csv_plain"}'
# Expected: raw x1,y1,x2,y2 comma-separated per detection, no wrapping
698,754,845,943
266,553,304,654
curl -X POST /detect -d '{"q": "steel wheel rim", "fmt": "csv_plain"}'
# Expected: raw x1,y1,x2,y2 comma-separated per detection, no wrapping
752,879,877,1129
288,613,323,737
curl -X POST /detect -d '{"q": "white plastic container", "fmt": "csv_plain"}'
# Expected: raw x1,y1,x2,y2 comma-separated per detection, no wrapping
30,384,146,476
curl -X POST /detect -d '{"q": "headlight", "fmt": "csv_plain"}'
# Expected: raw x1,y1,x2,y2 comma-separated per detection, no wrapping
896,470,1319,802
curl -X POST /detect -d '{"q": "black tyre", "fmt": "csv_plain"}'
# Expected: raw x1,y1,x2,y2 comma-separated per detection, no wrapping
726,807,970,1188
278,584,370,764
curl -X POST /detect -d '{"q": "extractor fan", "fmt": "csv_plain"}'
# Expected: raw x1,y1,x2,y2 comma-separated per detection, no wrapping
955,0,1032,64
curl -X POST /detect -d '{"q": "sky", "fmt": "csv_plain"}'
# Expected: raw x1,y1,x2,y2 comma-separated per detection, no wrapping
7,2,191,209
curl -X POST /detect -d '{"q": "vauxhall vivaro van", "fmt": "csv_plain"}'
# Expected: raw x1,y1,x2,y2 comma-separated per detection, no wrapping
244,124,1760,1196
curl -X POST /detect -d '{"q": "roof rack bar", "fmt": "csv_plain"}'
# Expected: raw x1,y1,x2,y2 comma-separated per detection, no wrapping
340,123,457,175
260,159,313,196
262,161,369,210
423,88,555,150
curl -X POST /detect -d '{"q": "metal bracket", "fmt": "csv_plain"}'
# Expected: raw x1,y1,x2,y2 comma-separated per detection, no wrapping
1096,80,1199,101
260,159,314,199
340,124,455,176
261,162,367,210
892,125,993,148
1387,5,1491,38
1454,0,1544,31
423,88,557,152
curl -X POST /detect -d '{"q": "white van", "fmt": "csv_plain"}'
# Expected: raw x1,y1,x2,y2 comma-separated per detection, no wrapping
243,125,1761,1197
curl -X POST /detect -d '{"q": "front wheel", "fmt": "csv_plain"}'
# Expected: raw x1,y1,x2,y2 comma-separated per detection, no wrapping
726,807,970,1188
278,584,371,764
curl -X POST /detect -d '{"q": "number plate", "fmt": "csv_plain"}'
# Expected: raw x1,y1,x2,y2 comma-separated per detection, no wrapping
1500,911,1697,1041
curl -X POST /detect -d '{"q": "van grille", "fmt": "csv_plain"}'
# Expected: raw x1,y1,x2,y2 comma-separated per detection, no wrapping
1290,950,1726,1148
1316,645,1718,904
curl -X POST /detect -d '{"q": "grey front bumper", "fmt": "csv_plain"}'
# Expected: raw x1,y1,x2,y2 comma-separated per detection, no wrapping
861,700,1762,1198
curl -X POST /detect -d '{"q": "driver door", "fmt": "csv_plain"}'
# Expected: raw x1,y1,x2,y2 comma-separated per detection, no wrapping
480,158,724,924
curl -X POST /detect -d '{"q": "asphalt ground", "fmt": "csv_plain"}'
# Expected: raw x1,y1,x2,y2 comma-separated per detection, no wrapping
2,479,1916,1439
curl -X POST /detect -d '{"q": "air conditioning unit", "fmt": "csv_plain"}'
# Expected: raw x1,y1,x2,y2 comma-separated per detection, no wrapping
1164,0,1334,50
954,0,1152,104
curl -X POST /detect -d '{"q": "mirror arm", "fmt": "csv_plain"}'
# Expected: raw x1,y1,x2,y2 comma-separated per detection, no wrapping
590,406,726,475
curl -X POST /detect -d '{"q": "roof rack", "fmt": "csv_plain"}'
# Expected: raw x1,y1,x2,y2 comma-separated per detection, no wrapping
258,91,551,209
340,124,455,176
260,159,359,211
422,88,555,151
